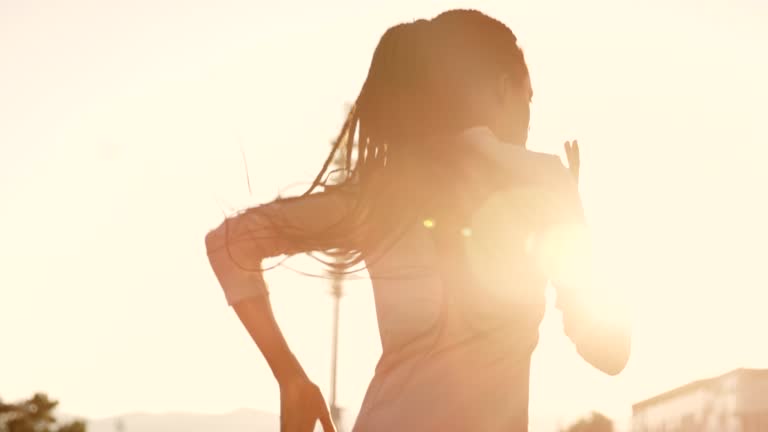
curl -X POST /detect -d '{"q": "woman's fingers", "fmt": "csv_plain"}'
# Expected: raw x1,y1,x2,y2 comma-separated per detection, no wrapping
314,387,336,432
564,139,580,182
317,402,337,432
571,140,579,164
280,387,336,432
564,140,579,160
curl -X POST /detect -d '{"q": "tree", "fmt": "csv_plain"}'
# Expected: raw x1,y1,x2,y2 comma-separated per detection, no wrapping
561,411,614,432
0,393,86,432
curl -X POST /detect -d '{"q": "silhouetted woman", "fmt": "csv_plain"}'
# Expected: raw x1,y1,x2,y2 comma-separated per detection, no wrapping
206,9,631,432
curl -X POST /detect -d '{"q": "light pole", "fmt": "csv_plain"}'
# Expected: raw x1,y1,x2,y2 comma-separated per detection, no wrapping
327,119,351,430
329,270,344,429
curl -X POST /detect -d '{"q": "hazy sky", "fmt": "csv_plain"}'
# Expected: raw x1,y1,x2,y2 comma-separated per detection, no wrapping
2,0,767,430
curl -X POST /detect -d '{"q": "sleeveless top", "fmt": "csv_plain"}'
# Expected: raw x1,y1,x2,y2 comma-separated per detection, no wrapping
209,127,592,432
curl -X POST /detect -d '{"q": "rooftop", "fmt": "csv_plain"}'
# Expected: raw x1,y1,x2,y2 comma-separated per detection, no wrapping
632,368,768,413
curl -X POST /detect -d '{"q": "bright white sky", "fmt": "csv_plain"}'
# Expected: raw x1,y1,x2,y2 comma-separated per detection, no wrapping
1,0,767,431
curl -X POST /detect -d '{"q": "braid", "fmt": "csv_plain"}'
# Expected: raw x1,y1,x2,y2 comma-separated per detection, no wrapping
305,106,357,194
247,10,531,276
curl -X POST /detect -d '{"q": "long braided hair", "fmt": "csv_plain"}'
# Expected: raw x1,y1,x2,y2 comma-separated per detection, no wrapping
252,10,531,276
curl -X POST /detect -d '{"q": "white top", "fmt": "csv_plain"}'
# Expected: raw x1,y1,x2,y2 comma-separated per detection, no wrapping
206,127,629,432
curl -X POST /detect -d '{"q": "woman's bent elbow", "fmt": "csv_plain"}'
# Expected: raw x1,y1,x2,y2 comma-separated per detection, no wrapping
598,350,630,376
571,325,632,376
592,334,631,376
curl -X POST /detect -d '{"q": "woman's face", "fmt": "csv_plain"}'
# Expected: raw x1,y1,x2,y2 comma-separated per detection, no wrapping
464,72,532,147
494,74,532,147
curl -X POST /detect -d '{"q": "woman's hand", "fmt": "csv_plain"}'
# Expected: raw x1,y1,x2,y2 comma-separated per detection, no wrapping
564,140,580,183
279,374,336,432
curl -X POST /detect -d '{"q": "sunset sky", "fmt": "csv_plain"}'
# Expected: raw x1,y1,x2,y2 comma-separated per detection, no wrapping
2,1,767,431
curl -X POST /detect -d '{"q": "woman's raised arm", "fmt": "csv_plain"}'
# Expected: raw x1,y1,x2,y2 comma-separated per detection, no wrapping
204,190,353,432
205,190,353,305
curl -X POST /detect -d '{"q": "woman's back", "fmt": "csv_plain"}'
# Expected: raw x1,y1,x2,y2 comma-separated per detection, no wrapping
353,127,580,431
206,127,626,432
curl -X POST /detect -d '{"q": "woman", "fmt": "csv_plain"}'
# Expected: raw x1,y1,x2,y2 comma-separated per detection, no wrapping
205,9,631,432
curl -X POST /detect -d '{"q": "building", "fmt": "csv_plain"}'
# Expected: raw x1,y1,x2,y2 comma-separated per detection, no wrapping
632,368,768,432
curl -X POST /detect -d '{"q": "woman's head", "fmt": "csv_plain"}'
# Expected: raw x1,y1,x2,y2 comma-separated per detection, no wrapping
276,9,533,269
311,9,531,188
350,10,533,150
430,9,532,146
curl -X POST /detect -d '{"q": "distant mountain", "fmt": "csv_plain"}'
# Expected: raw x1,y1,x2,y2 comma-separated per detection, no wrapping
84,409,280,432
82,408,345,432
74,407,551,431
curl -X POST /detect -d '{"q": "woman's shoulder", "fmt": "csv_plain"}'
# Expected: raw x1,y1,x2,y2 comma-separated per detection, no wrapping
468,143,572,191
267,184,357,207
460,127,567,175
238,185,358,235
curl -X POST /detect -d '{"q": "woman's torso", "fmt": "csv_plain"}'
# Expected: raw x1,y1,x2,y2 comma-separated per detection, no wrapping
351,127,569,432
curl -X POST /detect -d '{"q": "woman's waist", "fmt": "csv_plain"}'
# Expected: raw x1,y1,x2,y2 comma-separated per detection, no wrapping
375,314,541,383
356,330,535,431
376,294,546,362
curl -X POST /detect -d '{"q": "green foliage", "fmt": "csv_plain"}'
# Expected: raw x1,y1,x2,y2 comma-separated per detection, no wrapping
562,411,614,432
0,393,86,432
